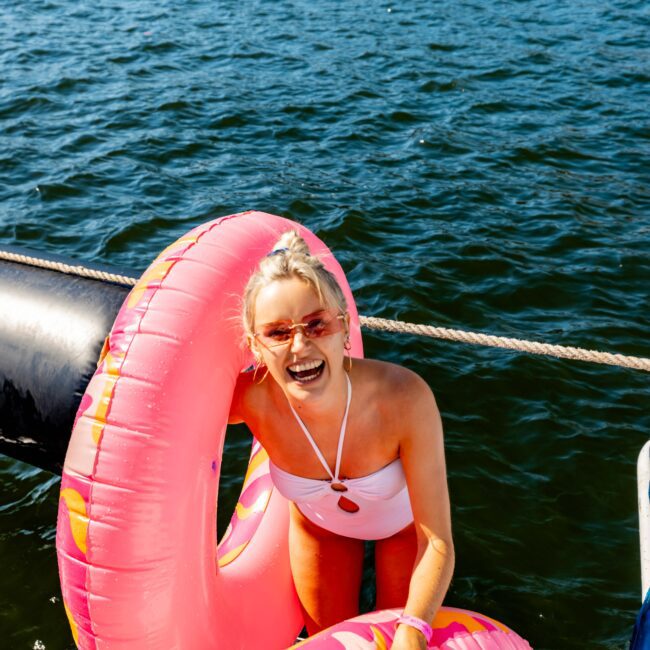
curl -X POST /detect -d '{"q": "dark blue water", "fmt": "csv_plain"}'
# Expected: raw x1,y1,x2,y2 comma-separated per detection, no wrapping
1,1,649,648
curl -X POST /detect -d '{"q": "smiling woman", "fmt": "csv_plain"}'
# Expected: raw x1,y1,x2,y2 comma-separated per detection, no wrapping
229,230,455,648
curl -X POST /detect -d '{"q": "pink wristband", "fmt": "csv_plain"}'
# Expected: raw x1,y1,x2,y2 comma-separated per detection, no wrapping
395,614,433,644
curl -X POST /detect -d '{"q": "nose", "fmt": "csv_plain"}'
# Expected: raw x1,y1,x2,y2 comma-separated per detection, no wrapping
289,327,308,354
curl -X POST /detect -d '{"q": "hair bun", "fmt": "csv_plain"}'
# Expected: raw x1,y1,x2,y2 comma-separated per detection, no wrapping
272,230,310,257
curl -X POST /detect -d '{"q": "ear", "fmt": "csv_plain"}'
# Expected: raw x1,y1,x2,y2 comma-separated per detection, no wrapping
247,335,261,359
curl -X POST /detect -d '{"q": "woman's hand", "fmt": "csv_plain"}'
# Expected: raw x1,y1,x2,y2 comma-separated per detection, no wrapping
391,623,428,649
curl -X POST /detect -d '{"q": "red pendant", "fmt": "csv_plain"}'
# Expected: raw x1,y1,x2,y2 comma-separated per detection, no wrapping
337,495,360,513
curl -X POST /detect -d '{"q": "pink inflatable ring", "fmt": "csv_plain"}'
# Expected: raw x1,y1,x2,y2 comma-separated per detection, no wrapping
56,211,532,650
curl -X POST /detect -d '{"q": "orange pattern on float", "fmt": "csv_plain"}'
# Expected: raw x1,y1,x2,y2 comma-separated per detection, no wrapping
217,440,274,567
371,626,388,650
63,602,79,646
57,470,95,649
59,488,89,555
89,351,123,445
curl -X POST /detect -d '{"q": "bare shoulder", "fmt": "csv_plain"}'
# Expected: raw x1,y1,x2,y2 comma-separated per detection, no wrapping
357,358,433,400
360,360,444,460
229,369,264,424
355,358,437,424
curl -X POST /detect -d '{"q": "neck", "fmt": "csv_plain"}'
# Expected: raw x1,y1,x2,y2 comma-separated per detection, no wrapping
285,369,349,426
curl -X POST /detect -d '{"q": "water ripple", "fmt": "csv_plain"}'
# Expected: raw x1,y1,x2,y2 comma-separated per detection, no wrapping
1,0,649,648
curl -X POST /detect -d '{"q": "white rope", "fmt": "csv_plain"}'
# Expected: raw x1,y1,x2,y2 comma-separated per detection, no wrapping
0,250,137,286
360,316,650,372
2,249,648,373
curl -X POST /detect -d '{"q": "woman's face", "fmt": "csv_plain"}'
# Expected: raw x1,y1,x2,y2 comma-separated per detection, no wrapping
251,277,348,402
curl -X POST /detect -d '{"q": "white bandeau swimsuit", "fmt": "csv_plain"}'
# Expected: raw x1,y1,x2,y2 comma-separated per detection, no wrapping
268,373,413,540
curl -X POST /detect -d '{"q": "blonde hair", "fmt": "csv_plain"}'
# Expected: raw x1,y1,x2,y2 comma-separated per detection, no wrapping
243,231,348,341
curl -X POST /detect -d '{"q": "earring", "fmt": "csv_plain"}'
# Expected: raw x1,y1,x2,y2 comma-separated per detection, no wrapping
344,339,352,372
252,355,269,384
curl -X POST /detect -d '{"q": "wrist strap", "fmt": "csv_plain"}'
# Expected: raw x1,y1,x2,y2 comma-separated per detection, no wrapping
395,614,433,643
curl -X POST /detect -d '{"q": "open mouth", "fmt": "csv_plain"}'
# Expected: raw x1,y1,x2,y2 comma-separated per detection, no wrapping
287,360,325,384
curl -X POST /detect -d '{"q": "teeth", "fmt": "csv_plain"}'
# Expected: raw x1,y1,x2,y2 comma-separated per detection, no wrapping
288,360,323,372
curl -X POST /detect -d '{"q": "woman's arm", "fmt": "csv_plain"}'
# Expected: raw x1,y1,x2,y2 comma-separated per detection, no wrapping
393,372,455,649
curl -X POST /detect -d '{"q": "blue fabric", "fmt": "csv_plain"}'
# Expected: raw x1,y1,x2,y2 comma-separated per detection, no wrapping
631,589,650,649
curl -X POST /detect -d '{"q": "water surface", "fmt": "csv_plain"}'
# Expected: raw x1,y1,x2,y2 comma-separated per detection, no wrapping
1,1,649,648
